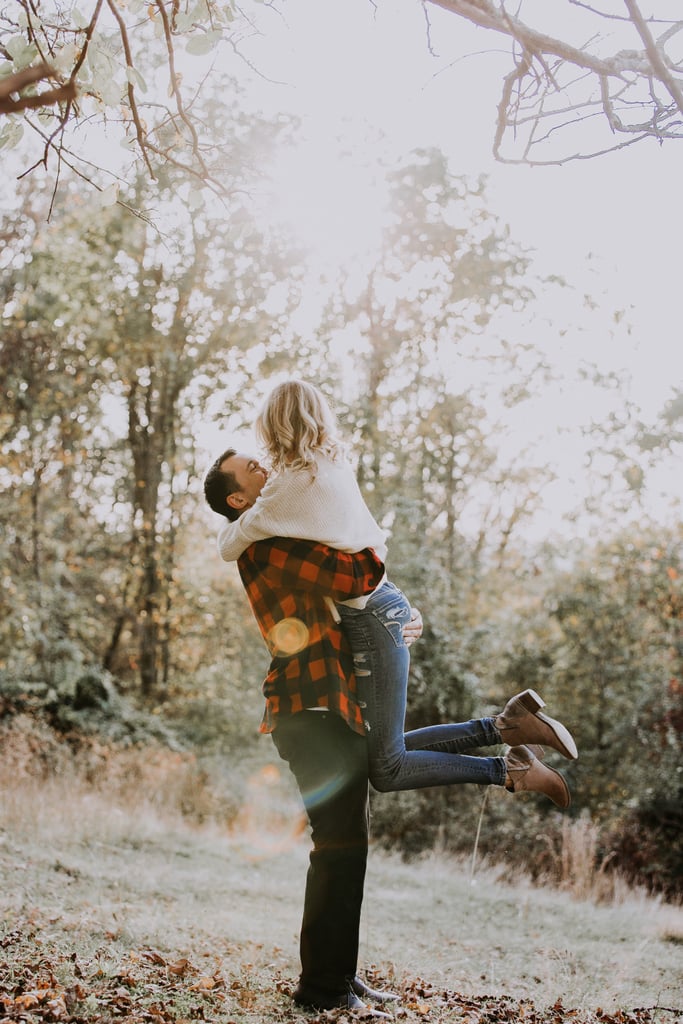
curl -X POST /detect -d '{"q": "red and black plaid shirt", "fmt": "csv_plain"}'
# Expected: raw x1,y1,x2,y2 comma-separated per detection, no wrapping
237,537,385,735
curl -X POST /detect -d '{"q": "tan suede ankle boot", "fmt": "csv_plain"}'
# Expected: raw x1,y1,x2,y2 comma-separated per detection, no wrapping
495,688,578,760
504,744,571,808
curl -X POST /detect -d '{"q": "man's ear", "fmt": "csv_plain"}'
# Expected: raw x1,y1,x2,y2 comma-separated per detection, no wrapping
226,492,247,511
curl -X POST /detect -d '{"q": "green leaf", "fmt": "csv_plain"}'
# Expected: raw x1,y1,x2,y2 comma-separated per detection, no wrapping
126,66,148,93
5,37,39,69
53,42,79,75
185,31,222,56
0,121,24,151
92,70,123,106
72,9,91,30
173,12,195,32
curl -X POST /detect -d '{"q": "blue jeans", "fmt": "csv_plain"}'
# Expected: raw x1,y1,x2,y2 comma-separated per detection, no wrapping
338,582,507,792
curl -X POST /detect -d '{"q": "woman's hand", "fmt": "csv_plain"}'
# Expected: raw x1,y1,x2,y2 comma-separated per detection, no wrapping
403,606,423,647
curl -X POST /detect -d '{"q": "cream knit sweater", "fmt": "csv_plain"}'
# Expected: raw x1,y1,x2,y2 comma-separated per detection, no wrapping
217,454,388,607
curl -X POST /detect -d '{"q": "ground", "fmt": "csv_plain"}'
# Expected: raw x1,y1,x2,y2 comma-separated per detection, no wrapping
1,773,682,1023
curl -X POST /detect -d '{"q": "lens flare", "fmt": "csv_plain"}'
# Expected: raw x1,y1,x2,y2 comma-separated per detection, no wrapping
298,772,348,813
234,764,307,861
267,617,309,656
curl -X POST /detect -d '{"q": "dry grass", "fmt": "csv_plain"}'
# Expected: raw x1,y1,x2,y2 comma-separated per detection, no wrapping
534,812,631,903
1,739,682,1024
0,711,681,1021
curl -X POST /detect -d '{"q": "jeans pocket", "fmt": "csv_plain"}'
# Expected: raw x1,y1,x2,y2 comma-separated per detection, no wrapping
370,595,411,649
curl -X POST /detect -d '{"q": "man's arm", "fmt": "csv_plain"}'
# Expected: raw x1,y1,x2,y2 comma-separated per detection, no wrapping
243,537,385,602
404,607,423,646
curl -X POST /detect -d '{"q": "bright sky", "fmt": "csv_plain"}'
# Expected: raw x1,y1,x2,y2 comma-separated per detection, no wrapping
204,0,682,537
6,0,677,535
241,0,683,405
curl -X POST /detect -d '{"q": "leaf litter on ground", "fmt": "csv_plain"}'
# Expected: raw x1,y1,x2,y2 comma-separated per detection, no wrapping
1,919,681,1024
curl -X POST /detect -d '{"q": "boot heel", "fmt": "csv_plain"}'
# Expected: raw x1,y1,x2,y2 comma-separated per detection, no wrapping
517,688,546,713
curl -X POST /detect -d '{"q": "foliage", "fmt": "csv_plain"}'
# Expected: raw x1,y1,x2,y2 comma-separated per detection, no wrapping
2,0,682,188
1,140,682,899
364,522,683,902
606,787,683,903
0,0,278,200
547,531,682,821
322,147,549,590
0,149,299,697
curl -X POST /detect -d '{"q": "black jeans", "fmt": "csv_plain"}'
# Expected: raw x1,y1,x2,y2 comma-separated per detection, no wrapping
271,710,369,1001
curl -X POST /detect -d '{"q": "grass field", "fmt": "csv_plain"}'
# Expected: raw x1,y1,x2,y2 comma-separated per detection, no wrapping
1,767,682,1023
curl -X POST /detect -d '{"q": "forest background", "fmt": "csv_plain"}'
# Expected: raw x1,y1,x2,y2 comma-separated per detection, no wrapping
1,0,682,915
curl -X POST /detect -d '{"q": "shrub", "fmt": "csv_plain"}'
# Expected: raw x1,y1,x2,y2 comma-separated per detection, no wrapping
606,789,683,901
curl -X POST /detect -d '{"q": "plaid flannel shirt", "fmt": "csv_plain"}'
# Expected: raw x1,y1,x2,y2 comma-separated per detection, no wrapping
237,536,385,735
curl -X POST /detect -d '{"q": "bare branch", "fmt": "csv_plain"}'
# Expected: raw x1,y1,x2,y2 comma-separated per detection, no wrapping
104,0,156,180
5,0,683,184
426,0,630,78
623,0,683,115
426,0,683,163
421,0,440,58
40,0,105,168
154,0,204,166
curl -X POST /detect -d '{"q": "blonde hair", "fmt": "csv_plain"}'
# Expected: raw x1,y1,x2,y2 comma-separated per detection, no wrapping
255,379,344,473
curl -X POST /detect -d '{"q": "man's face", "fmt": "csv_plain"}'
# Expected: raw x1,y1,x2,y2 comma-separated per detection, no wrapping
222,453,268,513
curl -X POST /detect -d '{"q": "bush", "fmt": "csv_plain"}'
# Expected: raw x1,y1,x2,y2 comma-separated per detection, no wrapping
606,789,683,901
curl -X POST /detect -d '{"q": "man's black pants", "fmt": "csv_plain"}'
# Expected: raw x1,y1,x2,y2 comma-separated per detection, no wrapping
271,710,369,1002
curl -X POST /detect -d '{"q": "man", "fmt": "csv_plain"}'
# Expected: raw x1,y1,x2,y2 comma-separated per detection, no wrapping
204,449,420,1017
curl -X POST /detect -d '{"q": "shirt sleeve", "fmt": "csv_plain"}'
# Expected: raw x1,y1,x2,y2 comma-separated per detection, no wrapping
217,472,316,563
245,537,385,600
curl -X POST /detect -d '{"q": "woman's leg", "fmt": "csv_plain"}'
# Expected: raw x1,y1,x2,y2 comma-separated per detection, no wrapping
404,717,501,753
339,584,507,793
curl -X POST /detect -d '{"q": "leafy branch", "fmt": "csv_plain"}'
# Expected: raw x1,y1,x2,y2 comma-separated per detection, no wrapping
0,62,75,113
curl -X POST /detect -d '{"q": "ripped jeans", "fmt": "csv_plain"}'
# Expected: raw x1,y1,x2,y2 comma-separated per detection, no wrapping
338,581,507,792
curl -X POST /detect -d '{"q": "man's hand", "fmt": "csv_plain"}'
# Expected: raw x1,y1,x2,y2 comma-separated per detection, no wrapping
403,606,423,647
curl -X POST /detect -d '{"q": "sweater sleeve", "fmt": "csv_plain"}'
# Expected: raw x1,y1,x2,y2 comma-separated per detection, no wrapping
217,471,325,563
217,457,388,563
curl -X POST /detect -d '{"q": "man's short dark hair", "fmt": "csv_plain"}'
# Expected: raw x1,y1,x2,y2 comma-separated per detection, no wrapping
203,448,241,521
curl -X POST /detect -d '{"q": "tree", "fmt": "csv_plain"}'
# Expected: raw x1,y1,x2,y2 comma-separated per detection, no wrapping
0,0,276,200
492,527,682,818
2,2,682,192
0,150,300,696
0,195,112,686
425,1,683,163
320,149,547,597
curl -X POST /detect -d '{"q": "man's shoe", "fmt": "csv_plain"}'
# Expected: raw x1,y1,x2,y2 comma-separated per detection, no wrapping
495,688,578,760
352,975,400,1003
504,744,571,808
293,980,392,1018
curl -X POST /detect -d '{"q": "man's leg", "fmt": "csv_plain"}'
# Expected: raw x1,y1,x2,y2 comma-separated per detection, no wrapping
271,710,369,1005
